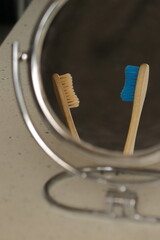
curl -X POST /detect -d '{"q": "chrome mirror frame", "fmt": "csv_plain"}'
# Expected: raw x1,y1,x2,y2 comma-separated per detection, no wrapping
12,0,160,181
12,0,160,224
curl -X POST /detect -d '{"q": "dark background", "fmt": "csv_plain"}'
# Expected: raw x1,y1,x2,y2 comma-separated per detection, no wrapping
0,1,16,23
0,0,32,43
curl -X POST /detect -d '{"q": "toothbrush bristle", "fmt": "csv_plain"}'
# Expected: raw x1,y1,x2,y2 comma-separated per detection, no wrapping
59,74,80,108
120,65,140,101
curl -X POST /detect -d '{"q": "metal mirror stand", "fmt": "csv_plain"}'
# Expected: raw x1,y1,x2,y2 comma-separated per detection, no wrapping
12,41,160,223
44,168,160,223
11,0,160,223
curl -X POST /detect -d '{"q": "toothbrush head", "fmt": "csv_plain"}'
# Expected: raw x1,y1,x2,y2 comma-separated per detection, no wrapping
53,73,80,109
53,73,80,139
120,65,140,102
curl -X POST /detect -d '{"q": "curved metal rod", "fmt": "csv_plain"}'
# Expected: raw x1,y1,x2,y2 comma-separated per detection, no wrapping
44,169,160,224
84,166,160,185
31,0,71,140
12,41,83,177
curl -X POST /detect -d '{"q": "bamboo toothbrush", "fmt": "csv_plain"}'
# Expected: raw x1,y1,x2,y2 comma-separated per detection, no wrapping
121,64,149,155
53,73,80,140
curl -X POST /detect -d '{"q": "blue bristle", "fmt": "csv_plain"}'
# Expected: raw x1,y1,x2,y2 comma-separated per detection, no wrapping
120,65,140,101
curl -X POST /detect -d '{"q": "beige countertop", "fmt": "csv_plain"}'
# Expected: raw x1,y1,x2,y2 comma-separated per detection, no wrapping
1,0,160,239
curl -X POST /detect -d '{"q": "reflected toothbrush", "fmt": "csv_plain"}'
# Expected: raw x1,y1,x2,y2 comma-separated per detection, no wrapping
53,73,80,140
121,64,149,154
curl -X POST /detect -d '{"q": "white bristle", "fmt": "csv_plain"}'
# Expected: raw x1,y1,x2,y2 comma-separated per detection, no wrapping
59,74,79,108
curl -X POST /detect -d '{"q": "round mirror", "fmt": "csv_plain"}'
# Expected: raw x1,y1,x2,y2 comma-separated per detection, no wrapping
40,0,160,154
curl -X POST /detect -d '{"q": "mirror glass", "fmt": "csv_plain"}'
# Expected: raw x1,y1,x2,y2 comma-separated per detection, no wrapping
41,0,160,152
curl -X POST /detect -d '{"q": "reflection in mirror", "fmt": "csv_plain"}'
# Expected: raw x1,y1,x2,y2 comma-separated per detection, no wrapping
41,0,160,153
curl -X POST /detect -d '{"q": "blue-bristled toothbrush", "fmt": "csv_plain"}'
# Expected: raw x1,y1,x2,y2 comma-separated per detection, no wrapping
121,64,149,155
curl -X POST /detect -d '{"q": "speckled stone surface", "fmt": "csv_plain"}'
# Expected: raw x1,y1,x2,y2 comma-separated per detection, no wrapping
0,0,160,239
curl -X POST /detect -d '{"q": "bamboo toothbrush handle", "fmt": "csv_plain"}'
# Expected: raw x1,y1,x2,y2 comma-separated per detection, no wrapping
61,104,80,139
53,74,80,140
123,64,149,155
